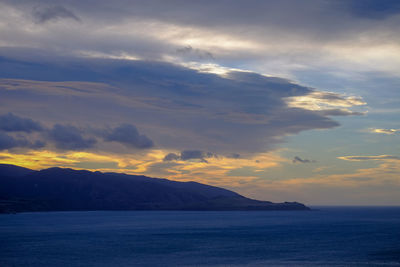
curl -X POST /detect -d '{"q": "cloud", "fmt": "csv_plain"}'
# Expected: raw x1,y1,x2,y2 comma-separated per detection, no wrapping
163,153,180,161
163,150,216,163
1,0,400,78
48,124,96,150
0,57,363,154
0,132,46,151
104,124,154,149
16,138,46,150
285,91,366,111
0,0,398,206
176,45,214,60
181,150,216,161
371,128,400,135
29,140,46,149
0,132,17,150
32,5,81,23
338,155,400,161
292,156,316,164
229,153,241,159
317,109,365,116
0,113,43,132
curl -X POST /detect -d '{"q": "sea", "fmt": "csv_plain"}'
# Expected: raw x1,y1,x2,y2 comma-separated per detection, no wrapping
1,207,400,266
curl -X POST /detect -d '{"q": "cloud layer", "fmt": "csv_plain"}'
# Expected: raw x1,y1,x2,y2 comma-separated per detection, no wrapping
0,0,398,205
0,113,43,132
0,112,154,152
1,0,400,77
0,57,365,154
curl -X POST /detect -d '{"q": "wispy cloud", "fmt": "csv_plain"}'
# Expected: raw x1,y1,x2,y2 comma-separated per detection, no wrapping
338,155,400,161
245,159,400,205
370,128,400,135
285,91,366,112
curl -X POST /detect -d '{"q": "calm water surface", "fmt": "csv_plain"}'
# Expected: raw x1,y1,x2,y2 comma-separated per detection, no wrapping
1,207,400,266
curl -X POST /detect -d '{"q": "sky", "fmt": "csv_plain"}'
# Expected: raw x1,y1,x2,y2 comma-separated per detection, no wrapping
0,0,399,205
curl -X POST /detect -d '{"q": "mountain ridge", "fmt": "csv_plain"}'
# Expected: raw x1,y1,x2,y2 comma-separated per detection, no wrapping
0,164,309,213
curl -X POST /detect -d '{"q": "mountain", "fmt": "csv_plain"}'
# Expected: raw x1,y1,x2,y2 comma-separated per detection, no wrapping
0,164,309,213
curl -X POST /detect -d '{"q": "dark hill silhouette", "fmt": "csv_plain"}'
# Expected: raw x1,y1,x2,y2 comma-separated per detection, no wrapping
0,164,309,213
0,164,34,177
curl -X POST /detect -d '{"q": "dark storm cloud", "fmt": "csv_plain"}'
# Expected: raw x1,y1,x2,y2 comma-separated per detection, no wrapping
32,5,81,23
292,156,316,164
104,124,154,149
48,124,96,150
163,150,216,163
0,132,46,151
0,113,154,152
0,113,43,132
0,132,17,150
0,55,362,154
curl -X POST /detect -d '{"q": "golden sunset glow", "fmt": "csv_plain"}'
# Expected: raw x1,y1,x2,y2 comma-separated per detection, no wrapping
1,0,400,206
0,149,286,187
